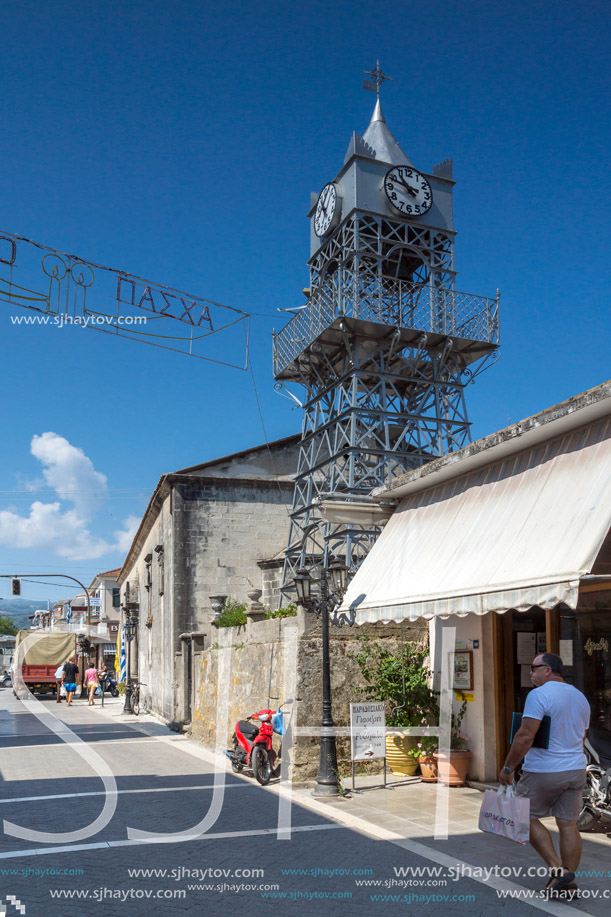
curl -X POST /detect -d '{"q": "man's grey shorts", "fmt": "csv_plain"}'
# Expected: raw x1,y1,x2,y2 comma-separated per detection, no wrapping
516,769,586,820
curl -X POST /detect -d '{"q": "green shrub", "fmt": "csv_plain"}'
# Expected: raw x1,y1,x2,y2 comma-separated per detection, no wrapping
264,604,298,620
355,637,438,728
213,600,247,628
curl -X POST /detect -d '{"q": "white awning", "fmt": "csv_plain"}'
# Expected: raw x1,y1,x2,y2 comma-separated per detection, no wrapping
342,417,611,623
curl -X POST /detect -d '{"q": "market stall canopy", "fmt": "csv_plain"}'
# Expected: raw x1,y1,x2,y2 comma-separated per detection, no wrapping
341,385,611,624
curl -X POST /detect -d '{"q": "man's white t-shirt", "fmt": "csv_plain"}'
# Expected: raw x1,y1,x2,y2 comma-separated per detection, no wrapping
523,681,590,772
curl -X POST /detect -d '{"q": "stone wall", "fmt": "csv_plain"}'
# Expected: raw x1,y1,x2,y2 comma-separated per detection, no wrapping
124,496,175,724
172,477,294,637
190,611,428,780
258,559,285,611
130,475,294,725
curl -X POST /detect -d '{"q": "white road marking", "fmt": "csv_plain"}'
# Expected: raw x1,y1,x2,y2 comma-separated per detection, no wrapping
0,737,163,748
0,783,249,805
0,824,341,859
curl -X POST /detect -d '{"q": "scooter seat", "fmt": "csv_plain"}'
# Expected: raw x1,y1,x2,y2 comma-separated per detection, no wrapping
238,720,259,740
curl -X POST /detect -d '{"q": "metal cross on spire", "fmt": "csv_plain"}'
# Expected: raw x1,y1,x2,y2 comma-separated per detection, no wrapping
361,60,393,96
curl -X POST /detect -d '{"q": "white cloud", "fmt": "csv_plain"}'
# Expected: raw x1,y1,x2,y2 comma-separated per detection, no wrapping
112,515,140,554
30,432,107,514
0,502,111,560
0,433,140,562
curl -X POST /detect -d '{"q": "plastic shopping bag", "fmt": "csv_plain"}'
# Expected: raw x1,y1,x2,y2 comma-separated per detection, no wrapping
60,684,67,697
478,785,530,845
94,686,102,697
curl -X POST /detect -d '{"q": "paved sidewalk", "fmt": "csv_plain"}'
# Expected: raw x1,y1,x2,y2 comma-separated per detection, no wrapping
289,773,611,916
83,697,611,915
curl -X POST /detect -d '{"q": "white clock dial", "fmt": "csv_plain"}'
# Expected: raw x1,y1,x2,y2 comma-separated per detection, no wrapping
384,166,432,217
314,182,341,237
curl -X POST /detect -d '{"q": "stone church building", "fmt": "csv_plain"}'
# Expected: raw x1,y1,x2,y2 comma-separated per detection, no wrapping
117,435,300,726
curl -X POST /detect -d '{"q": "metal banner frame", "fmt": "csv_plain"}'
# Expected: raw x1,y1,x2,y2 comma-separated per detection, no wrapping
0,230,250,368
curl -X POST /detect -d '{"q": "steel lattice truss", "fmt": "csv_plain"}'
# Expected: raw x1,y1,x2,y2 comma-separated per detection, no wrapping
274,210,499,599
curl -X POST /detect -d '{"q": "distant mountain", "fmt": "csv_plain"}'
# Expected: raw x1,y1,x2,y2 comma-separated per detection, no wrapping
0,598,52,631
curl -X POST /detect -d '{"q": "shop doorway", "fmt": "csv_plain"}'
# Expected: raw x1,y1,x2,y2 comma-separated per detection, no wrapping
494,593,611,768
494,606,559,769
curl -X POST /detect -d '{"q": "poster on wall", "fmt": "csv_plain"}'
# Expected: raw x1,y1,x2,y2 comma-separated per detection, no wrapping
452,650,473,691
559,639,574,667
520,664,533,687
537,632,547,654
517,632,537,664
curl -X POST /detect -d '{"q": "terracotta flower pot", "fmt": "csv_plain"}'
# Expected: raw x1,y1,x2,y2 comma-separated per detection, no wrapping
385,734,419,776
434,749,472,786
418,756,438,782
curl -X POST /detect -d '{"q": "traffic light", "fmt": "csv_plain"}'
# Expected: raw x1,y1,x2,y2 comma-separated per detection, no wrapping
11,578,21,596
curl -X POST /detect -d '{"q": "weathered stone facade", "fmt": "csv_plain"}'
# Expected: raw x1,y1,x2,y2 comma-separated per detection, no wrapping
190,611,427,780
117,436,301,726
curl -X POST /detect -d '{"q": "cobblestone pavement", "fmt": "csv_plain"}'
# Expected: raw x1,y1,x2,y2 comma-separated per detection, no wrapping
0,690,605,916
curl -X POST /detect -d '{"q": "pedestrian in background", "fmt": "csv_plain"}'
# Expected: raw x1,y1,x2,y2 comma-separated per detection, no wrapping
85,660,100,705
54,661,67,703
62,656,80,707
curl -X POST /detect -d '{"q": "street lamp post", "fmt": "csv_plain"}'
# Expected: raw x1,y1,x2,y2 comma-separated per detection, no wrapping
122,603,139,714
294,561,349,797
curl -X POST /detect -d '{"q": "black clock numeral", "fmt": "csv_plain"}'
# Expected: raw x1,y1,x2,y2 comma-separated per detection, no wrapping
406,204,412,213
391,192,397,200
387,183,394,191
414,206,421,214
406,168,413,177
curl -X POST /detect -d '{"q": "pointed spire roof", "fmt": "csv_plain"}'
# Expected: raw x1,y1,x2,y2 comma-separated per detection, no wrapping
360,98,413,167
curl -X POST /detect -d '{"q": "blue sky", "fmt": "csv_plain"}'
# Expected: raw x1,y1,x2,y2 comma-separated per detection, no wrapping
0,0,609,602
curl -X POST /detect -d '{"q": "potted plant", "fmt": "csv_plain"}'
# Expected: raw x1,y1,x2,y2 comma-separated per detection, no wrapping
434,693,472,786
408,735,439,782
356,639,438,777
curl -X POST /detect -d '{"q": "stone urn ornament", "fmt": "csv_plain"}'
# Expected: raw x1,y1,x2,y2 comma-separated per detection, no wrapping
209,594,227,619
246,589,266,623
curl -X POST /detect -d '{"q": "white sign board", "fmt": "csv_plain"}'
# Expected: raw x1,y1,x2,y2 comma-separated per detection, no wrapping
559,639,574,668
350,702,386,761
517,631,536,664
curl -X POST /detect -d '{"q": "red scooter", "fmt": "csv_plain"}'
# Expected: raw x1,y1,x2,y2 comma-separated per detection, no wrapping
225,701,291,786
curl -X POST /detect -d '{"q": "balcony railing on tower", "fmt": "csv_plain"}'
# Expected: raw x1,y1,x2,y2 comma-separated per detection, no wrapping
273,274,499,379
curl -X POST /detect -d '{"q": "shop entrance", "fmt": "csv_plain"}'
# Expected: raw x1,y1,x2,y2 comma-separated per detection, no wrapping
494,606,558,770
494,590,611,768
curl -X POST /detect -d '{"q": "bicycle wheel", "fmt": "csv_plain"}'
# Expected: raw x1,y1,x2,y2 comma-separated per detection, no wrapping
131,689,140,716
251,745,272,786
577,771,600,831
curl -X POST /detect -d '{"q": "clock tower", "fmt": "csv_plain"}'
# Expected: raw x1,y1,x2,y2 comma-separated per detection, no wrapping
274,68,500,598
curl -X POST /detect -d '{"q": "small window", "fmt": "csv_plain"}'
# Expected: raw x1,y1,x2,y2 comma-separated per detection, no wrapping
112,587,120,608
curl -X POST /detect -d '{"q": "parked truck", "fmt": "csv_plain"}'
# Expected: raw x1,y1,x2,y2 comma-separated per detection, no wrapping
13,630,77,696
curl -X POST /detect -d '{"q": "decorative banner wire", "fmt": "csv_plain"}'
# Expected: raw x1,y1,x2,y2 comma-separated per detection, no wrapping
0,229,250,370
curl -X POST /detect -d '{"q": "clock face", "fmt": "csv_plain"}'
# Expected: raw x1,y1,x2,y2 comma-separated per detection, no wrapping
384,166,433,217
314,182,341,237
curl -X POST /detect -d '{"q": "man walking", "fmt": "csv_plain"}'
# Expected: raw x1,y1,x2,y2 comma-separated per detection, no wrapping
499,652,589,898
62,656,80,707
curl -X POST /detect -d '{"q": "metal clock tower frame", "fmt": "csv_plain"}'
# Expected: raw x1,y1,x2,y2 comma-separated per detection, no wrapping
274,70,500,598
